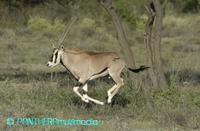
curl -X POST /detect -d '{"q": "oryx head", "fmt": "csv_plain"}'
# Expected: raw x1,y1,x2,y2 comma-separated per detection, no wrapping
47,45,64,68
47,17,77,68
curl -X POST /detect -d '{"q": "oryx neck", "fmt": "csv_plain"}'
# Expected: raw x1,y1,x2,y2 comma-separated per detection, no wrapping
63,48,86,54
60,51,81,80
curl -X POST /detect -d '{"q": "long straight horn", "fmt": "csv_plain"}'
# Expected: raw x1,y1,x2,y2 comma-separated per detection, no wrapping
50,40,56,48
58,17,77,46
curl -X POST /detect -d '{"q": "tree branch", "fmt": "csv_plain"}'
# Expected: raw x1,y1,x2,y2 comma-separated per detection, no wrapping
100,0,112,9
162,0,168,9
144,2,156,35
152,0,162,13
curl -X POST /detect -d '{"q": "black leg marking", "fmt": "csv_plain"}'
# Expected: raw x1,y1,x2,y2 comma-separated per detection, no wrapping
75,82,83,87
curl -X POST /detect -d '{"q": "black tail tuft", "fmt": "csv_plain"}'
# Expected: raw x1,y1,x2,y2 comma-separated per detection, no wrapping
128,65,150,73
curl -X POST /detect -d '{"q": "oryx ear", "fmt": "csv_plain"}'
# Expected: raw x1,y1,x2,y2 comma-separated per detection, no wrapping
50,40,56,49
60,44,64,50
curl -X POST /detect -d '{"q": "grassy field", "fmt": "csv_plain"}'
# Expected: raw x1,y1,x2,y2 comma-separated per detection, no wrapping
0,13,200,131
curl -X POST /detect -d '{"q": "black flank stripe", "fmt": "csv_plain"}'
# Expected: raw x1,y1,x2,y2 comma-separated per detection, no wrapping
92,68,108,76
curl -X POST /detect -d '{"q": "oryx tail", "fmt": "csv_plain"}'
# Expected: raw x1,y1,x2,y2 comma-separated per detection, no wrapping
128,65,150,73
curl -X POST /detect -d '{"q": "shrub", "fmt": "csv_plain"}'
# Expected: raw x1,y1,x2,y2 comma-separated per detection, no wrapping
27,16,65,33
169,0,200,13
27,16,52,32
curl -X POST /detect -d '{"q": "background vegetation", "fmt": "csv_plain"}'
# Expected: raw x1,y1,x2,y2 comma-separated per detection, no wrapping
0,0,199,130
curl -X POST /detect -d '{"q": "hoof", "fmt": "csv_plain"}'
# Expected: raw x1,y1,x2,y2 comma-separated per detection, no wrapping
107,101,111,104
107,97,112,104
105,96,112,104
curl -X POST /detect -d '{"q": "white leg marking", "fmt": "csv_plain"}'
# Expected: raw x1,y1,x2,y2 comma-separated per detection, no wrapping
73,87,89,103
107,84,118,103
107,85,120,104
82,84,88,92
107,84,117,96
83,94,104,105
107,80,124,104
107,97,112,104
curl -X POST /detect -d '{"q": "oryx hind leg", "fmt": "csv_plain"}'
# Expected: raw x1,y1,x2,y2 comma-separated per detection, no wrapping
108,79,124,103
107,77,124,103
73,86,89,103
107,84,117,98
107,68,124,104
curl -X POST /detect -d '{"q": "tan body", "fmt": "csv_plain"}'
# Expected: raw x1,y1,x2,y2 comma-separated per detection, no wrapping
47,47,148,105
61,49,125,82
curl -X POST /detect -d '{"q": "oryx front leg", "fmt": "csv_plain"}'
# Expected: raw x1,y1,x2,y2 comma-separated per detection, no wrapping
73,86,89,103
82,94,104,105
82,84,104,105
82,84,88,92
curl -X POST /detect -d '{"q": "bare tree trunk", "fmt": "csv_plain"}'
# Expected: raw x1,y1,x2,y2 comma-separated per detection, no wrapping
144,0,168,88
100,0,139,87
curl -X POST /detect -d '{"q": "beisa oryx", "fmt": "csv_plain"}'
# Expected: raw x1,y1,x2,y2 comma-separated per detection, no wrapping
47,18,149,105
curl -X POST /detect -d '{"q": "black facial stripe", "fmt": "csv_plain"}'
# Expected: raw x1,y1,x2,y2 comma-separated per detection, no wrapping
54,51,58,63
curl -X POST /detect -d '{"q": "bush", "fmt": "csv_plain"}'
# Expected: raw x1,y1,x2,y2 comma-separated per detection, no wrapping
27,16,65,33
169,0,200,13
28,16,52,32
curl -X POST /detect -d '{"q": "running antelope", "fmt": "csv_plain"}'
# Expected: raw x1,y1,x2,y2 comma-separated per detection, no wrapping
47,18,149,105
